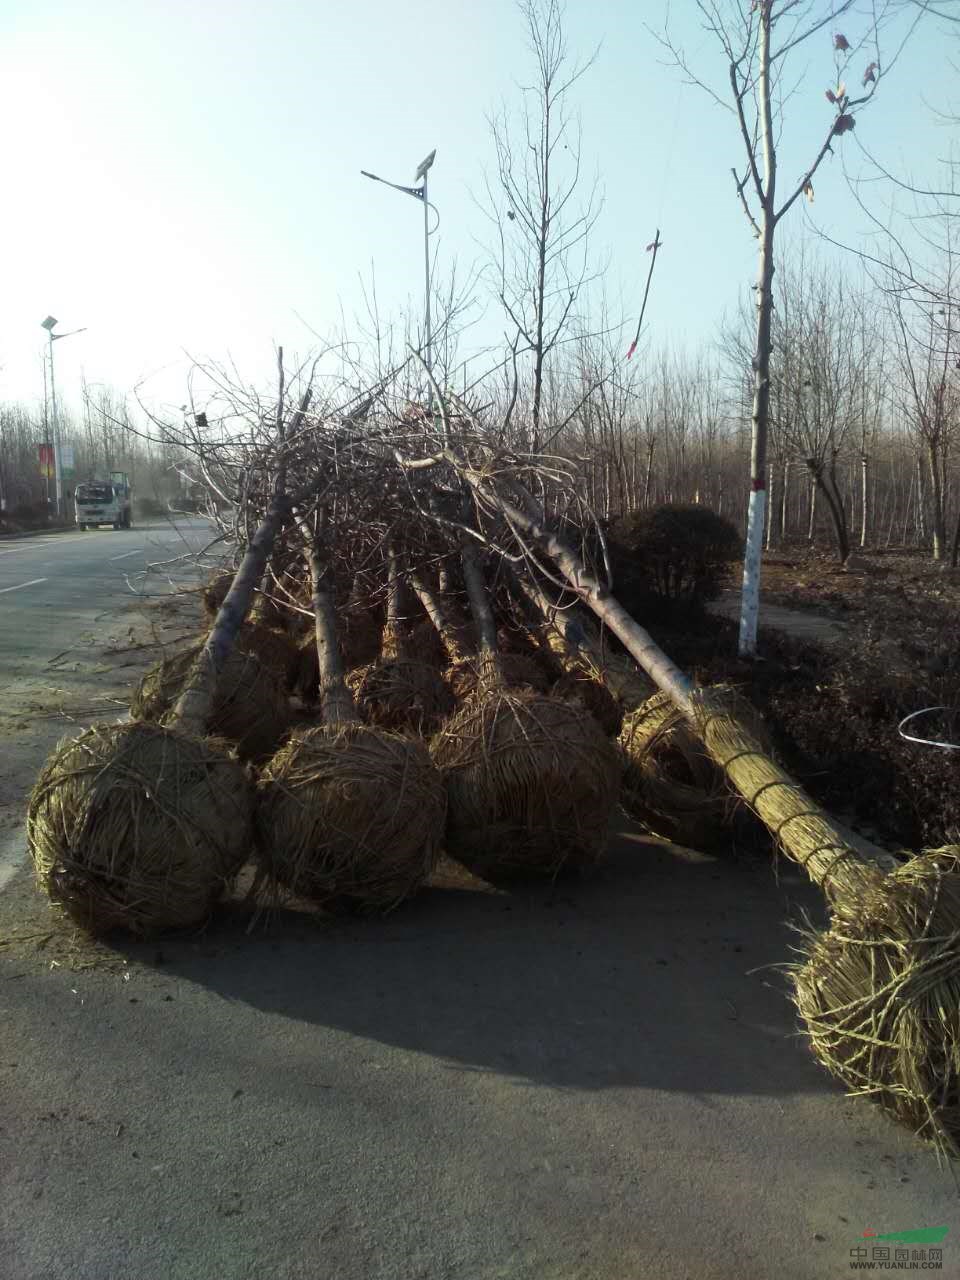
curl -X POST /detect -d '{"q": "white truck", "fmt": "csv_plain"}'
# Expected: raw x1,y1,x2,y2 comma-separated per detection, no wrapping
75,473,132,530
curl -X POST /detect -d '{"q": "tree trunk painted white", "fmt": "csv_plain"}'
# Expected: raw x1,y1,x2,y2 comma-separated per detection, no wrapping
860,453,869,548
737,5,775,658
739,488,766,654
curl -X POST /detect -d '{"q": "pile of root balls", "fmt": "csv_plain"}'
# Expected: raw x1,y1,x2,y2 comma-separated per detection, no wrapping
25,381,960,1163
28,528,735,941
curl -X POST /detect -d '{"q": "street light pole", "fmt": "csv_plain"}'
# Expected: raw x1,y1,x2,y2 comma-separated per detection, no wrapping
40,316,86,517
360,148,437,378
421,165,432,374
47,328,60,514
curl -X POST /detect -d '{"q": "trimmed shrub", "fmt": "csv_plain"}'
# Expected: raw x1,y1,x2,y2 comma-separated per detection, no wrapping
607,504,741,618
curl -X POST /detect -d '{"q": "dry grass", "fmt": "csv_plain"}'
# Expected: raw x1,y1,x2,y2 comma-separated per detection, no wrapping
431,688,621,880
28,721,253,936
256,723,446,912
131,641,289,762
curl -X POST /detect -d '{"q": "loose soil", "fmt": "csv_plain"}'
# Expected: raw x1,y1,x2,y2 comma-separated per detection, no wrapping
657,545,960,854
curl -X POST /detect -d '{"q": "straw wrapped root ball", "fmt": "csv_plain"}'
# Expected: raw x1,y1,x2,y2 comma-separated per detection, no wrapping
447,653,552,701
202,569,235,624
28,721,253,936
431,689,621,881
256,724,446,912
619,688,764,851
551,672,623,738
131,642,289,762
349,658,454,735
235,622,299,682
793,848,960,1156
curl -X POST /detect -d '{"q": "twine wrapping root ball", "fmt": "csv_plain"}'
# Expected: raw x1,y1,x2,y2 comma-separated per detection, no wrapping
131,642,289,762
256,723,446,912
28,721,253,936
348,659,454,735
431,688,621,881
792,847,960,1156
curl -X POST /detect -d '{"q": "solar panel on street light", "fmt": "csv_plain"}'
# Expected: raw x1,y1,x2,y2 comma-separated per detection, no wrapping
415,149,436,181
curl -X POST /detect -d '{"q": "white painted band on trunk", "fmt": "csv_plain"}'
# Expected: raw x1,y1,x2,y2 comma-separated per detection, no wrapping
738,488,766,656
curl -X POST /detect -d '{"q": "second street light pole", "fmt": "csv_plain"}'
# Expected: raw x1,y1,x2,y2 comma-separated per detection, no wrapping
361,148,436,380
41,316,87,517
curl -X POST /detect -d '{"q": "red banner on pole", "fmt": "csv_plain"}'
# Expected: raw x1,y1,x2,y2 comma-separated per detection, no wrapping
38,443,54,479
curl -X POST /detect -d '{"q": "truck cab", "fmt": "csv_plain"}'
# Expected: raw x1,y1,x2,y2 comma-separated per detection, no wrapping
75,477,132,530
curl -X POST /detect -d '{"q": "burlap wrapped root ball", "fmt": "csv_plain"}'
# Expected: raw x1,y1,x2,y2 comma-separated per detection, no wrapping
28,721,253,936
619,688,765,851
348,658,454,735
792,847,960,1156
431,689,621,881
131,642,289,763
256,724,446,912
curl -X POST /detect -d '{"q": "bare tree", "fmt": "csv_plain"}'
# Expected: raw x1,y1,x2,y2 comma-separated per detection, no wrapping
658,0,921,652
482,0,601,453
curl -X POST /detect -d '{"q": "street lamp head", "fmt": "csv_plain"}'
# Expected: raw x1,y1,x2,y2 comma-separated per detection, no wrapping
41,316,58,332
415,149,436,181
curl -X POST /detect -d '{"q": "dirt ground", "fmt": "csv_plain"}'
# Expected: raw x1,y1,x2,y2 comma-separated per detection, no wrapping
680,545,960,855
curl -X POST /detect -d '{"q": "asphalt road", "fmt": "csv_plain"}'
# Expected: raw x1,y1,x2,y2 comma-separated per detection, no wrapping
2,529,959,1279
0,518,216,679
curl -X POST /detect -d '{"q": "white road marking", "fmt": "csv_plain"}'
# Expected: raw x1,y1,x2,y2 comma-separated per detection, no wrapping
109,549,142,561
0,536,91,556
0,577,47,594
0,829,25,892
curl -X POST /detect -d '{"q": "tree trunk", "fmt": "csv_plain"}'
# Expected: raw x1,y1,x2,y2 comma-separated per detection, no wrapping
860,453,869,548
737,4,776,658
765,461,777,550
928,440,946,561
780,459,790,543
808,477,817,542
643,438,656,508
806,460,849,562
916,455,926,547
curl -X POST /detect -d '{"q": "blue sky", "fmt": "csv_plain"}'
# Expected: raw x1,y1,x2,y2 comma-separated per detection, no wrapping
0,0,954,423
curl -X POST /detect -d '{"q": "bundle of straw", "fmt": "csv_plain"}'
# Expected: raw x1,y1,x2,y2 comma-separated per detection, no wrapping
430,541,620,881
132,641,289,763
28,722,252,935
620,688,765,850
348,549,452,734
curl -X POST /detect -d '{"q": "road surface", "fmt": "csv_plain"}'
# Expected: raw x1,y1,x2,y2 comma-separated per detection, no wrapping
1,529,958,1280
0,518,216,678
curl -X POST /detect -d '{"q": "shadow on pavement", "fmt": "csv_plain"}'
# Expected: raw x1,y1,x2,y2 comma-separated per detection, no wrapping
114,828,834,1100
